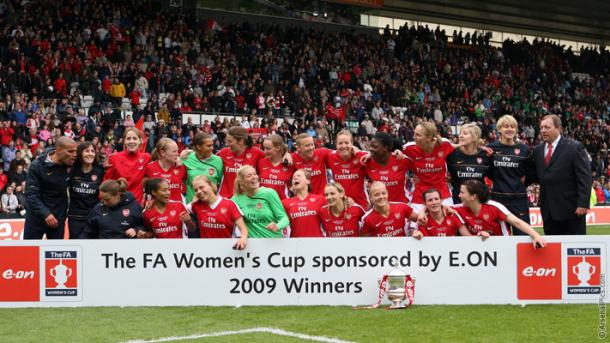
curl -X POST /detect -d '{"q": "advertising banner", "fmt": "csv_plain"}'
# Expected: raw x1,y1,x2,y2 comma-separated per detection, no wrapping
0,236,607,307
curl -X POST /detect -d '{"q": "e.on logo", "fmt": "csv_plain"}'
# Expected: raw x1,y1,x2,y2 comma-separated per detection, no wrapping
517,243,562,300
0,246,40,301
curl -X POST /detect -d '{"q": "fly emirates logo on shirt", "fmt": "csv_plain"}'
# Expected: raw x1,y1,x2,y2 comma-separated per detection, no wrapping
517,242,605,300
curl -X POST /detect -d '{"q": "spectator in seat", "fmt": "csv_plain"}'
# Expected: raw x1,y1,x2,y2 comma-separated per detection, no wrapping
9,164,26,185
109,78,126,107
1,185,18,217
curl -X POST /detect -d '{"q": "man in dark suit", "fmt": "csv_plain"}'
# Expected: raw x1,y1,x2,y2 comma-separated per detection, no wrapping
528,114,591,235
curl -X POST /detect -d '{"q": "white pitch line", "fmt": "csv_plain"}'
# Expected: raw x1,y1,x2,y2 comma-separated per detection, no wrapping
122,327,355,343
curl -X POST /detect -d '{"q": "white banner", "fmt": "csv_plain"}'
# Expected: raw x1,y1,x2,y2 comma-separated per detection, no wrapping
0,237,607,307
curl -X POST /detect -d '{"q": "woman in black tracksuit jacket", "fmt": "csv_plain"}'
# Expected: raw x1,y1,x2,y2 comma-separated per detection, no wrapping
68,142,105,239
80,178,148,239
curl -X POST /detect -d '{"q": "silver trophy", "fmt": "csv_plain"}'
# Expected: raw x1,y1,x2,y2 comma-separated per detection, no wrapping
385,262,415,309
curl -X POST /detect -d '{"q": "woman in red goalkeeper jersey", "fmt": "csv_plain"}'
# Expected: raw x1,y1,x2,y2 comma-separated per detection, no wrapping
104,128,150,204
454,180,546,248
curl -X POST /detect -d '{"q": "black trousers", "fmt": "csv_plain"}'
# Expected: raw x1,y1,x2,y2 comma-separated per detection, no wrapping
23,218,65,240
491,197,530,236
68,217,88,239
543,215,586,235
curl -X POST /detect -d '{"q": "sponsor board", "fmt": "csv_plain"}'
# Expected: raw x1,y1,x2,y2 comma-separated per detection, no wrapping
529,207,610,227
517,242,606,301
0,246,82,302
0,237,607,307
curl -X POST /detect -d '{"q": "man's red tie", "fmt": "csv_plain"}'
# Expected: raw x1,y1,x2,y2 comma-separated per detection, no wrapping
544,144,553,166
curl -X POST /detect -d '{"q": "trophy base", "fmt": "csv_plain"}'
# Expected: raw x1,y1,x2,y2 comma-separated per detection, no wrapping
388,302,406,309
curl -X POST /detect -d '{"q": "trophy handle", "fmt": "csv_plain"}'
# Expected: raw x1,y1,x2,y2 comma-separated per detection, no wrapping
572,265,578,275
590,265,596,275
50,267,56,278
66,267,72,278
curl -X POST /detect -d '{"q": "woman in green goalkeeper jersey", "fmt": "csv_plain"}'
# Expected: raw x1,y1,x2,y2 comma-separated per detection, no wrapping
181,133,223,203
231,165,289,238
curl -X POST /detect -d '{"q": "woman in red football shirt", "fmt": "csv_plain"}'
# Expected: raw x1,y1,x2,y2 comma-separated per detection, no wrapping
365,132,411,203
319,182,365,237
216,126,265,198
257,134,294,200
190,175,248,249
327,130,369,208
402,121,454,213
290,133,333,195
455,180,546,248
282,169,326,237
145,138,186,202
412,188,471,239
361,182,420,237
104,127,150,204
141,178,194,239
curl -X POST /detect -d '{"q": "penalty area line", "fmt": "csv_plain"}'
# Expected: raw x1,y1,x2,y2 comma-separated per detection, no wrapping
122,327,356,343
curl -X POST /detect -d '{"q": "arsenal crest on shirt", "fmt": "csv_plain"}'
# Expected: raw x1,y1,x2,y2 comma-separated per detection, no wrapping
483,214,489,220
208,168,215,176
220,208,227,214
246,153,252,159
169,210,176,216
122,209,130,217
395,213,401,219
514,148,520,155
476,157,483,164
91,174,97,181
256,202,263,209
438,151,444,157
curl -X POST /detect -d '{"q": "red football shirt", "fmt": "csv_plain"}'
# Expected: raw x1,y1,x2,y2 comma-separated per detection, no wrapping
365,155,411,203
319,204,365,237
257,158,294,200
453,201,511,236
361,202,414,237
419,213,464,237
143,201,188,239
217,147,264,198
104,150,151,204
327,151,368,208
189,197,243,238
403,139,454,204
282,193,326,237
144,161,186,202
291,148,332,195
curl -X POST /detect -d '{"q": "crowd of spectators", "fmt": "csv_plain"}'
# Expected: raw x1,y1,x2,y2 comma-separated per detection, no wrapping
0,0,609,217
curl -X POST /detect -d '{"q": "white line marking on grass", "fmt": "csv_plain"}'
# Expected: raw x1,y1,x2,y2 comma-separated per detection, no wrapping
122,327,355,343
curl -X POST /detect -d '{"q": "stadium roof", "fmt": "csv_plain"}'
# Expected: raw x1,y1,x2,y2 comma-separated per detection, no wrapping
368,0,610,44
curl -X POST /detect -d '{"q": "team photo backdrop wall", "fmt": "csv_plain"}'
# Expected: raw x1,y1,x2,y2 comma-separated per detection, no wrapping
0,237,607,307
